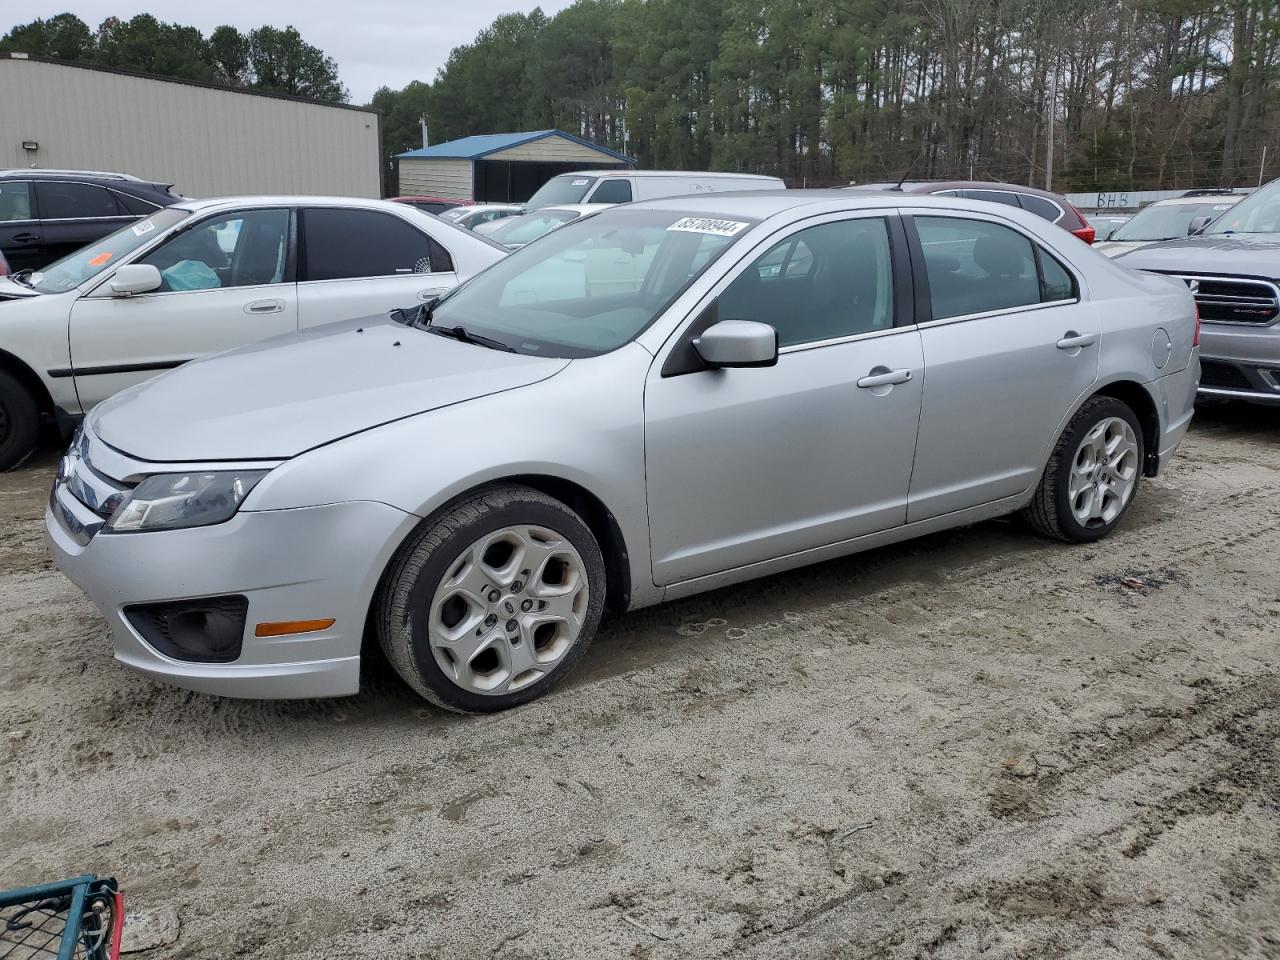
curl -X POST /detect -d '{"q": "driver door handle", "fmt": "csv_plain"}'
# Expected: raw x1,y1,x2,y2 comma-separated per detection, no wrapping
245,298,285,314
1056,331,1098,350
857,368,913,389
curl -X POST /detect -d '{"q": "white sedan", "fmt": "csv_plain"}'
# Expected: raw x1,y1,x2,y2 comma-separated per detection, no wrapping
0,196,507,469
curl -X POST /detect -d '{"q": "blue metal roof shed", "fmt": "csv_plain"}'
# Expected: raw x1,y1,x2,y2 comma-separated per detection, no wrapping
395,129,632,203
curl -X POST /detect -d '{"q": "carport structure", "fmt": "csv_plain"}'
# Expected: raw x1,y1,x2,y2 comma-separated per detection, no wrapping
395,130,632,204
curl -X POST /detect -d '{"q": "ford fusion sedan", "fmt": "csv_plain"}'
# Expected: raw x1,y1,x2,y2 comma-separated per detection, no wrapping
47,191,1198,712
0,196,506,470
1114,178,1280,405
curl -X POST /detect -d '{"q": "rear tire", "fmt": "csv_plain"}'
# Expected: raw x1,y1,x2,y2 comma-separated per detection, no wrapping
1021,396,1143,543
376,484,606,713
0,370,39,472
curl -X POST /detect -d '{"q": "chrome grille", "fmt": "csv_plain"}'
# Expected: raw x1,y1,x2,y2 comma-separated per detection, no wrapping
1164,273,1280,325
50,427,133,544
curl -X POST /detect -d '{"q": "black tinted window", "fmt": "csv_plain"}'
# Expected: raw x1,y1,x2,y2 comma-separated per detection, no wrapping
302,208,448,280
589,179,633,203
36,181,121,219
916,217,1040,319
718,218,894,347
961,189,1021,207
114,191,160,216
1019,194,1063,222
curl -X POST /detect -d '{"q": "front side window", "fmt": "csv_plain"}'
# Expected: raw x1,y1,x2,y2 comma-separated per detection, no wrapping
427,207,758,357
915,216,1073,320
302,208,448,280
588,179,633,204
140,209,289,291
718,218,894,347
35,181,121,219
29,207,191,294
0,181,33,221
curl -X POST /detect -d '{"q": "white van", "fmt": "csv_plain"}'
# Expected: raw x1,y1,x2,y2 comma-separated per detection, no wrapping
524,170,785,210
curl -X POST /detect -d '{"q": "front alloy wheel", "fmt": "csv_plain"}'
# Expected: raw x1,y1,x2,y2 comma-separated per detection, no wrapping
377,485,606,712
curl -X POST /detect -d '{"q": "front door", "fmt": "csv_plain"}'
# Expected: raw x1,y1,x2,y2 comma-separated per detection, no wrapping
645,214,923,586
69,207,297,409
905,213,1100,521
295,207,458,328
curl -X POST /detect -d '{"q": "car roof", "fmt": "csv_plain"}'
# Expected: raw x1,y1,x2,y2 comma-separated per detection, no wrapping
174,196,420,213
0,168,152,182
555,170,782,181
849,179,1067,200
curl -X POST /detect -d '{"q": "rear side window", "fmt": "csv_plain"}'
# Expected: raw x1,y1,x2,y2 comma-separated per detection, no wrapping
35,181,122,219
1019,194,1063,223
1038,249,1076,301
915,216,1053,319
0,181,33,221
302,208,452,280
960,189,1021,207
589,179,633,204
113,191,160,216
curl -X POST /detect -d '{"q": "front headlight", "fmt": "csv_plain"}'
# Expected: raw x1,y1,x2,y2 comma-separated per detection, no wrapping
105,471,268,533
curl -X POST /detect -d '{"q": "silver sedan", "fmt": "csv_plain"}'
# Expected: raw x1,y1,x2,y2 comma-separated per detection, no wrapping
46,191,1200,712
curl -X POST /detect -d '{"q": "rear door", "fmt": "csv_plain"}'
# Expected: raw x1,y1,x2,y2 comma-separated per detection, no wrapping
295,207,459,328
35,180,135,266
905,212,1099,521
0,180,42,271
68,207,297,408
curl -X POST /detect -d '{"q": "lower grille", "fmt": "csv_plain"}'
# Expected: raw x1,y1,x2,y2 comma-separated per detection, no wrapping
1199,360,1253,390
124,595,248,663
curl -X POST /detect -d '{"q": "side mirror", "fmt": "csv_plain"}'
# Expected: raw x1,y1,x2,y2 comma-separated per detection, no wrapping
109,263,162,297
1187,215,1211,236
693,320,778,369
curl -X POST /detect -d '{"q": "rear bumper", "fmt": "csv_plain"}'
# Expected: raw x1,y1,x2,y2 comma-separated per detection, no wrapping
1151,351,1199,473
46,496,418,699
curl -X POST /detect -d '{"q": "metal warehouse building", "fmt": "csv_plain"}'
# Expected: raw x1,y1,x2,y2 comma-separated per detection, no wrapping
0,54,381,198
396,130,632,203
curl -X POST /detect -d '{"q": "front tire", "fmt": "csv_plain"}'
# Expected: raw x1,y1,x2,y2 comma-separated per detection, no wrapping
1022,396,1144,543
0,370,39,472
376,484,606,713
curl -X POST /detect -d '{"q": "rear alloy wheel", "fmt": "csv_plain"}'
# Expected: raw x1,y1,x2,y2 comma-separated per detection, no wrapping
0,370,40,472
1022,396,1144,543
377,485,606,712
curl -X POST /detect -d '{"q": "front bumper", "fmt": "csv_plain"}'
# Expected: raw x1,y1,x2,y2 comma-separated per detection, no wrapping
1197,323,1280,405
46,491,418,699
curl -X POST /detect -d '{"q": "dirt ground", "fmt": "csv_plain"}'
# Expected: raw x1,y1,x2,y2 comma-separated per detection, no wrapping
2,404,1278,960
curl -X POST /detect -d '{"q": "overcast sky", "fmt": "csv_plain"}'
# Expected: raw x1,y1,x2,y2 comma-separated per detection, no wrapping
16,1,572,102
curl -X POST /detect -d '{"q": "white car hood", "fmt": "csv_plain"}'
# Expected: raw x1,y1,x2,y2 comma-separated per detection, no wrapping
0,277,42,300
91,315,570,462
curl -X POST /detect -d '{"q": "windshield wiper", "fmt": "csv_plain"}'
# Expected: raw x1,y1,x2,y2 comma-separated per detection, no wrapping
425,324,516,353
9,269,33,288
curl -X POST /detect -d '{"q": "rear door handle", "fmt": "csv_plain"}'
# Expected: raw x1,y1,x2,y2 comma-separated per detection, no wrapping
1056,331,1098,350
10,232,39,243
245,298,285,314
856,367,913,388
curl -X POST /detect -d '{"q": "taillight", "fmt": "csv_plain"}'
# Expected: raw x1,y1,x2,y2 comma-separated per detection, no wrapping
1193,304,1201,347
1066,202,1095,244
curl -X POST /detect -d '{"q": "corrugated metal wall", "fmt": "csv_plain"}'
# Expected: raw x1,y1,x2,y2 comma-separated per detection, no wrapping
397,159,474,200
0,57,381,198
487,139,628,164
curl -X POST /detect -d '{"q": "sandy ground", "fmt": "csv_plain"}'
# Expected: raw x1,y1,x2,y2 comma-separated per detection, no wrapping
2,404,1278,959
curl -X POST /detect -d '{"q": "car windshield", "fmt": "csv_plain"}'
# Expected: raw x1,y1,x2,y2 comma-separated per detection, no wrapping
486,210,581,247
29,207,191,293
441,208,468,221
1111,200,1237,241
1207,183,1280,234
425,207,758,358
525,175,597,210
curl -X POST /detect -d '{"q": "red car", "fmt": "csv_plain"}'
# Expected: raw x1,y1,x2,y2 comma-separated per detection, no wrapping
389,196,473,216
847,180,1096,244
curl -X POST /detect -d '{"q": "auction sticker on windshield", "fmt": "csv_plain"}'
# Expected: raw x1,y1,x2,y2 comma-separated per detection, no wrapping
668,217,750,237
131,219,156,237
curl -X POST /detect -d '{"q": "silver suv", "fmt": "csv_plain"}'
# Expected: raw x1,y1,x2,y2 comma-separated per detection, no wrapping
46,192,1199,712
1115,178,1280,405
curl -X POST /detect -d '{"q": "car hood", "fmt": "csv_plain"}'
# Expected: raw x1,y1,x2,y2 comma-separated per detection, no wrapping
90,315,571,462
1112,233,1280,277
0,277,42,300
1093,238,1162,257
